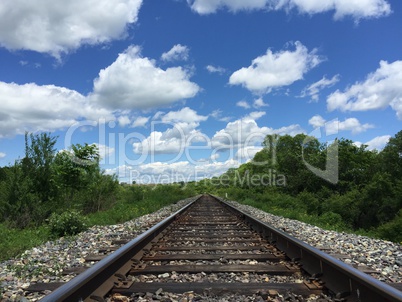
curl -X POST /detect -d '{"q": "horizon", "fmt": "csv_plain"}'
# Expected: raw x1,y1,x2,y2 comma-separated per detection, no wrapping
0,0,401,183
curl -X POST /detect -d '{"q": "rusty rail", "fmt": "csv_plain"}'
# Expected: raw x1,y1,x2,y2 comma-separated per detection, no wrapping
215,195,402,302
39,196,199,302
38,194,402,302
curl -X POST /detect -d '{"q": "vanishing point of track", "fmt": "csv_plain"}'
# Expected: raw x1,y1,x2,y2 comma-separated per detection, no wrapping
32,194,402,302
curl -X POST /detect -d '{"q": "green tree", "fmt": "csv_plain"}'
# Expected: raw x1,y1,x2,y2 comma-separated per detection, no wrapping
358,173,395,229
380,130,402,181
54,143,100,203
261,134,280,169
298,191,321,215
23,132,58,203
377,209,402,243
323,189,362,228
54,143,118,213
275,134,323,194
4,133,58,227
0,167,11,221
335,139,377,193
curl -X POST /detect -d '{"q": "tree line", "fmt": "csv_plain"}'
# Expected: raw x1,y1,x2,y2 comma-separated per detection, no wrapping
1,130,401,243
200,131,402,242
0,132,119,228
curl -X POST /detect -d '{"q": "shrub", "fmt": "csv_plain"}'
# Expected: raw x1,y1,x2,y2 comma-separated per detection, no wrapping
298,191,320,215
318,211,345,229
79,173,119,214
48,210,87,238
376,210,402,243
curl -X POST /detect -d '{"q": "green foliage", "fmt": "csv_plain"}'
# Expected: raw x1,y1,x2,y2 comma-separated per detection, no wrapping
298,191,320,215
335,139,377,193
323,190,361,228
87,184,195,226
48,211,88,238
1,128,402,261
376,210,402,243
2,133,58,228
0,133,119,230
317,212,345,229
212,130,402,243
78,172,119,214
357,173,395,229
0,223,49,261
379,131,402,180
0,183,195,261
5,162,42,228
53,143,108,209
23,132,58,203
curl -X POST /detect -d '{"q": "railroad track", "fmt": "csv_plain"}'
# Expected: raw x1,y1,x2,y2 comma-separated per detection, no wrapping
29,194,402,302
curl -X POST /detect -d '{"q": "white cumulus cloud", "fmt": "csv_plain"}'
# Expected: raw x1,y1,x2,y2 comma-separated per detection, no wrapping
211,113,303,149
308,115,326,128
229,41,322,94
302,75,340,102
245,111,266,121
236,101,251,109
253,98,269,108
94,143,115,160
132,116,150,128
235,146,263,161
206,65,226,74
309,115,373,135
0,45,201,138
326,118,374,135
327,61,402,119
161,107,208,123
91,46,200,110
110,159,241,183
0,81,113,138
0,0,143,58
188,0,391,20
364,135,391,150
161,44,189,62
132,108,208,155
277,0,391,20
327,60,402,119
210,109,232,122
188,0,270,14
118,115,131,127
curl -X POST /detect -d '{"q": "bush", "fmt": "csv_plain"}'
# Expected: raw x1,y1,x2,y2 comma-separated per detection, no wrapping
0,223,49,261
318,211,345,229
298,191,320,215
79,173,119,214
48,210,87,238
376,210,402,243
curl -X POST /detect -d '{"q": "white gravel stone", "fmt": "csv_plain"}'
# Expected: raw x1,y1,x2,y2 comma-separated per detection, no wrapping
0,196,198,301
1,195,401,302
224,199,402,283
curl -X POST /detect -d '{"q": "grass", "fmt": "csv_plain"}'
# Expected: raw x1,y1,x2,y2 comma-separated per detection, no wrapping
0,189,392,263
232,195,395,242
86,198,172,225
235,196,353,233
87,185,195,225
0,224,49,262
0,185,195,262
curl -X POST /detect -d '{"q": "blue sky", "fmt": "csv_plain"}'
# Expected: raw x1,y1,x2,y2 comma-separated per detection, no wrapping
0,0,401,183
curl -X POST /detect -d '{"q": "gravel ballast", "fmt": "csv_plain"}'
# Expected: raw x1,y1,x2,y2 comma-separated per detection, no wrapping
224,200,402,284
0,196,401,302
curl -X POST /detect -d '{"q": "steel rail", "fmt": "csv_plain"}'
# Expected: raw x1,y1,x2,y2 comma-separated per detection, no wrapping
213,195,402,302
39,194,402,302
40,196,200,302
